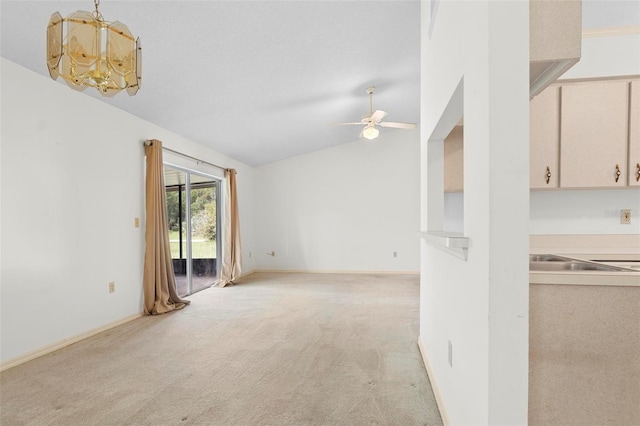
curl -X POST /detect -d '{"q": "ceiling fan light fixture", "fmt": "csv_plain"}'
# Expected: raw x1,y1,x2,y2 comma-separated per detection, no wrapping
362,125,379,140
334,86,414,139
46,0,141,96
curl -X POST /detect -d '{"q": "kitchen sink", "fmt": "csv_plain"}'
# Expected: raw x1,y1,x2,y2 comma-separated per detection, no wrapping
589,260,640,270
529,254,634,272
529,261,627,272
529,254,572,262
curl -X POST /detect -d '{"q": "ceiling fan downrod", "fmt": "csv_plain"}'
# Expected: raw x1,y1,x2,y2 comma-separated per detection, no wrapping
366,86,375,117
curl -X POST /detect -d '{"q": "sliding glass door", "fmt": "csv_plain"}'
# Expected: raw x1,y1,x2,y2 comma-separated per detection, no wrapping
164,165,220,296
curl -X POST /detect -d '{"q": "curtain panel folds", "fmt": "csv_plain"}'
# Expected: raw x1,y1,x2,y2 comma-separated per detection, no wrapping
143,139,190,314
217,168,242,287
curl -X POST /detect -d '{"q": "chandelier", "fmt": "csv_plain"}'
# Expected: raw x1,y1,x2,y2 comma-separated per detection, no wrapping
46,0,141,96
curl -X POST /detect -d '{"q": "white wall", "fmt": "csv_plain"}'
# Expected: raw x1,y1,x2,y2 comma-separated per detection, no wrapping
0,59,255,364
562,33,640,80
253,129,420,272
530,33,640,236
531,189,640,234
420,1,529,425
449,188,640,236
443,192,463,233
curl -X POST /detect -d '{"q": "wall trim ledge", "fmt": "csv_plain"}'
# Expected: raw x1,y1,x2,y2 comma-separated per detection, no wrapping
418,336,451,426
0,313,144,372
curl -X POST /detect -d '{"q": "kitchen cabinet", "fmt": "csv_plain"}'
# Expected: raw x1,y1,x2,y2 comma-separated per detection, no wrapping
560,80,629,188
530,85,560,188
453,78,637,191
529,281,640,426
444,126,463,193
629,80,640,186
529,0,581,98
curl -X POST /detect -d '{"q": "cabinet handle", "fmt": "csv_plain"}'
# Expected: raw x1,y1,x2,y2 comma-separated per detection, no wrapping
545,166,551,185
636,163,640,182
615,164,621,183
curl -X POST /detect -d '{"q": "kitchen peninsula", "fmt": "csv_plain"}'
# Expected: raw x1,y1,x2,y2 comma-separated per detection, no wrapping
528,234,639,425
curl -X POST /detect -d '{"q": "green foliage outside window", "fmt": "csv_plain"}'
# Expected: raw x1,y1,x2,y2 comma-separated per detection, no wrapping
165,184,217,259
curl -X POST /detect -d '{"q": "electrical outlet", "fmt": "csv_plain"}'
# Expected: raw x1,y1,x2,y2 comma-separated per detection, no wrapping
448,340,453,367
393,251,397,258
249,251,252,257
621,209,631,224
108,282,115,293
134,217,140,228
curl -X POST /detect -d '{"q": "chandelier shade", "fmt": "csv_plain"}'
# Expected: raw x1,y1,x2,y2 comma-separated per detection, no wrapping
47,1,141,97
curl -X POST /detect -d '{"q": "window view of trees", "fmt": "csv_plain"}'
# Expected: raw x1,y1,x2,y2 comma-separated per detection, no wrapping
165,189,184,232
166,182,217,259
191,186,217,242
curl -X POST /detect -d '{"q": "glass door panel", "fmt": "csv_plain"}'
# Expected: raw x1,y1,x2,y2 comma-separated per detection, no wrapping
189,175,218,293
164,167,188,296
164,165,219,296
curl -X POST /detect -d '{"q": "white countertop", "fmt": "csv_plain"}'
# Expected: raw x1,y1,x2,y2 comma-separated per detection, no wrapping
529,234,640,286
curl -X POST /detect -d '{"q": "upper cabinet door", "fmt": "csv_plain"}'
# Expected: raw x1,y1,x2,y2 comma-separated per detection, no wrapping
444,126,463,193
530,85,560,189
629,80,640,187
560,81,629,188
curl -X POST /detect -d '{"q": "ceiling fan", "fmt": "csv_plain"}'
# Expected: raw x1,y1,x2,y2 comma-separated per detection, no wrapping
334,86,417,140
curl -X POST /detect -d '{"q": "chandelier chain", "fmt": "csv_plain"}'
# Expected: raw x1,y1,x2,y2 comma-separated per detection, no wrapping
93,0,103,21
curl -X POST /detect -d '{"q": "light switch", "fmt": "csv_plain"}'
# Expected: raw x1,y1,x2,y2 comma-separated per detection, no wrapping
134,217,140,228
621,209,631,224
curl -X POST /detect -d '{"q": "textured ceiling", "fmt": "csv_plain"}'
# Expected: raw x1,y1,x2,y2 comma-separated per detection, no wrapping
1,1,637,166
1,1,421,166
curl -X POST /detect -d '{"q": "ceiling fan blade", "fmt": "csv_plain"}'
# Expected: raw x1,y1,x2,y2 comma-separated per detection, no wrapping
379,121,417,129
369,110,388,123
331,122,364,126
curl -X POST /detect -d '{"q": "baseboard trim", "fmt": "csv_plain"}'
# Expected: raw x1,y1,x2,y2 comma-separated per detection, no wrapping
240,270,256,278
0,313,144,372
254,269,420,275
418,336,450,426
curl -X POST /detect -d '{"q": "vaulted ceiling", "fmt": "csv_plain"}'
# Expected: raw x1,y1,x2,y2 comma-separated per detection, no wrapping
1,1,638,166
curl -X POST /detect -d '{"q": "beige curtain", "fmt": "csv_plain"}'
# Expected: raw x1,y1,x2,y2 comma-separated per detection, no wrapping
217,168,242,287
142,139,190,314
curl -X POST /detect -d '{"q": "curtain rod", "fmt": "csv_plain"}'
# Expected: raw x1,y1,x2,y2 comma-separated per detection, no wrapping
144,140,228,172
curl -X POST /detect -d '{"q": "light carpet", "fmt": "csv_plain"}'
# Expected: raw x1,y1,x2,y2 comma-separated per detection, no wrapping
0,272,443,425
